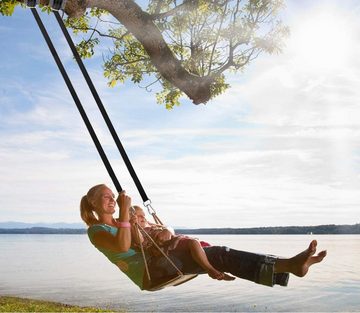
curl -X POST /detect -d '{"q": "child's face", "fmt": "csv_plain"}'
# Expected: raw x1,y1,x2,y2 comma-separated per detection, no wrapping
134,208,147,228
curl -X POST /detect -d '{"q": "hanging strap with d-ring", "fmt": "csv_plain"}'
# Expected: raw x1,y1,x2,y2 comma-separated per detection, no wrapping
53,11,150,204
30,8,178,283
53,11,163,224
30,8,123,193
30,5,162,224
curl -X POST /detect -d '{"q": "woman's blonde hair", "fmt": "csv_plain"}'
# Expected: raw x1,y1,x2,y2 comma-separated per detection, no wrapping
80,184,107,226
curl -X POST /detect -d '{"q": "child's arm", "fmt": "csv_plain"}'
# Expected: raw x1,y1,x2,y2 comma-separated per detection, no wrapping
130,214,144,246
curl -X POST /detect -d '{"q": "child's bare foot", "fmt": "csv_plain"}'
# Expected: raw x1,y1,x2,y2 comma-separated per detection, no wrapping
208,268,225,280
223,273,236,281
207,268,225,280
289,240,327,277
207,268,236,281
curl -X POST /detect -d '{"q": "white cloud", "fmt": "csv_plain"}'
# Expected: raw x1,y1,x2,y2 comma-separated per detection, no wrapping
0,2,359,227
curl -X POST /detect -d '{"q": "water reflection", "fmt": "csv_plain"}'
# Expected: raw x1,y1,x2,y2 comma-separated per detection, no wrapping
0,234,359,312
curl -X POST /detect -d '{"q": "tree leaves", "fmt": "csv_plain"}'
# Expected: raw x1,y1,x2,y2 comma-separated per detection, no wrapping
0,0,18,16
1,0,288,108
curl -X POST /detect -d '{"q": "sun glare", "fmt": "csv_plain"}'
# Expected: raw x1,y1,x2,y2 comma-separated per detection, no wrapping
289,12,352,70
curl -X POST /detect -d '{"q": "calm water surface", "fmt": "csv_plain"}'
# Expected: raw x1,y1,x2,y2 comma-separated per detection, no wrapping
0,234,359,312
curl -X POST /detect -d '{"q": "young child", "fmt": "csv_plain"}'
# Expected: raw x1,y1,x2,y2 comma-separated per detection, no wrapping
131,206,235,281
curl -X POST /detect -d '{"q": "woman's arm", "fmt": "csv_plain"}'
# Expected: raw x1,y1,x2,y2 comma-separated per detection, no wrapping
92,191,132,252
114,191,132,251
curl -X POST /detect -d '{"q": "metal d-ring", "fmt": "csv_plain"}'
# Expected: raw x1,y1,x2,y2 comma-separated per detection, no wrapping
144,199,156,215
25,0,39,8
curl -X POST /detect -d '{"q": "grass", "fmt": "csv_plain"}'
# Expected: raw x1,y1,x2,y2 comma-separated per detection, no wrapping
0,296,120,312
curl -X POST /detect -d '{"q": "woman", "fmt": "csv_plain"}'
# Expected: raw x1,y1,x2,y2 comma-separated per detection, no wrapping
80,184,327,290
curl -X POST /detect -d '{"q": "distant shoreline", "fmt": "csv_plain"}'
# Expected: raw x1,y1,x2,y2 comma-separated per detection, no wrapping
0,223,359,234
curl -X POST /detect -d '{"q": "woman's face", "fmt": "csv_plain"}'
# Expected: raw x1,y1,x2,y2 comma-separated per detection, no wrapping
96,187,116,215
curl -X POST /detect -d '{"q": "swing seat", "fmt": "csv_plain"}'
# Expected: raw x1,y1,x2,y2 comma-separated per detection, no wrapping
146,273,198,291
31,9,199,292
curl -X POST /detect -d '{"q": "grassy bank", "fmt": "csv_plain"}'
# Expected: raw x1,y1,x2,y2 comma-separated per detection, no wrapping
0,296,121,312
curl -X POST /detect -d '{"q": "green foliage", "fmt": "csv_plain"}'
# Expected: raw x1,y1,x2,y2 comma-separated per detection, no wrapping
103,31,153,88
210,75,230,99
0,296,115,312
156,80,182,109
89,7,108,18
76,38,99,58
50,0,289,108
0,0,18,16
64,15,91,34
2,0,288,108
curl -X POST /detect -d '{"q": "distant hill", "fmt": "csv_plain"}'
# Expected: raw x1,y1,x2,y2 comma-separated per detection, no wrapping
176,223,360,235
0,221,85,229
0,227,86,234
0,223,359,234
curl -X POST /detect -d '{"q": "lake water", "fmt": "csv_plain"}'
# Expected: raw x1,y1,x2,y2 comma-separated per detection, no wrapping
0,234,359,312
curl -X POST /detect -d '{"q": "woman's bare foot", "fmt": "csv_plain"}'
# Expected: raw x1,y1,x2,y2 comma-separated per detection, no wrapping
289,240,327,277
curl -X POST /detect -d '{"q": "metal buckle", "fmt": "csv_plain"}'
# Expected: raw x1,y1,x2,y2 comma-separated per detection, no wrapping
25,0,39,8
144,200,157,215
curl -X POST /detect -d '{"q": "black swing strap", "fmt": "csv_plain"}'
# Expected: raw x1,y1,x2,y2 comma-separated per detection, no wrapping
31,8,194,288
53,11,150,205
31,8,123,193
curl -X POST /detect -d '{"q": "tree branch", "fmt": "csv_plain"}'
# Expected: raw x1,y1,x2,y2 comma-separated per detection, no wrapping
150,0,198,20
208,1,228,75
139,76,161,92
70,25,129,41
82,0,212,104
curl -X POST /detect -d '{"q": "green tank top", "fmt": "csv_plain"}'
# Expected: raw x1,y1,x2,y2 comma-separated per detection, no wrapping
87,224,145,289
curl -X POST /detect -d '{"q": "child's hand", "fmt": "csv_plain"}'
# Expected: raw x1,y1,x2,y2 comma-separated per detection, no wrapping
130,214,139,226
155,229,173,244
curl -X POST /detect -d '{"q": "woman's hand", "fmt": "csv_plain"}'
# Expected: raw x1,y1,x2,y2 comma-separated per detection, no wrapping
117,191,131,212
117,191,132,223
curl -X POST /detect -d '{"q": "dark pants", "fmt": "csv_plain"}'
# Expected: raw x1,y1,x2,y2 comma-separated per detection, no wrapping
148,246,289,288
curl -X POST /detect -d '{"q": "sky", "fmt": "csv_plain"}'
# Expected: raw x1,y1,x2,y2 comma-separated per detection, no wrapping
0,0,359,228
